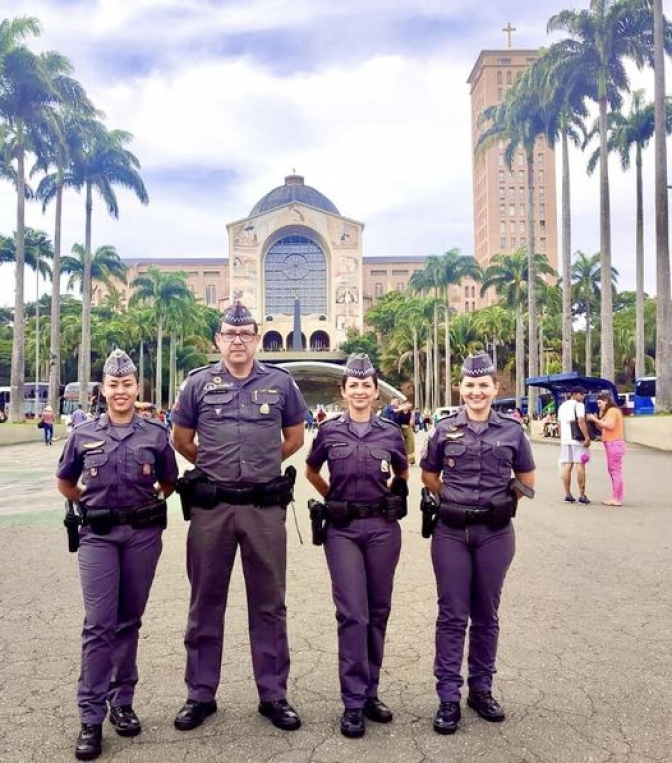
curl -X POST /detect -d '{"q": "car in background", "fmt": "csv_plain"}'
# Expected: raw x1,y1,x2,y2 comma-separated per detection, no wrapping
617,392,635,416
433,406,461,424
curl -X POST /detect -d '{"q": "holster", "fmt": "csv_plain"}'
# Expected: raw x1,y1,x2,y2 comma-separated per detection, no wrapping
64,501,81,553
175,467,214,519
308,498,327,546
131,500,167,530
382,493,407,521
420,488,439,538
258,467,296,508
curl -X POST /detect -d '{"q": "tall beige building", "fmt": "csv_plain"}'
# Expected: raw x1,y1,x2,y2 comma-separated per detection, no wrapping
468,45,558,306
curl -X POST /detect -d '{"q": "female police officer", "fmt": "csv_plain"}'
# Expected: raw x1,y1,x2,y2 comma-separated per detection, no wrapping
305,353,408,738
420,352,535,735
57,349,178,760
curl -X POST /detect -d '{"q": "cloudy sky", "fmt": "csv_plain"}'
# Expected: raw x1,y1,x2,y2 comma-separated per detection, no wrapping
1,0,670,308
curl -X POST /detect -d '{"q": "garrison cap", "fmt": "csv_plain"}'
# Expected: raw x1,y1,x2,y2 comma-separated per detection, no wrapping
222,300,255,327
344,353,376,378
461,351,496,378
102,348,137,377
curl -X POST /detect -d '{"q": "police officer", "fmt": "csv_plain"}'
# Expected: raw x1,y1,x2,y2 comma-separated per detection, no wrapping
56,349,178,761
305,353,408,738
420,352,535,735
171,301,308,733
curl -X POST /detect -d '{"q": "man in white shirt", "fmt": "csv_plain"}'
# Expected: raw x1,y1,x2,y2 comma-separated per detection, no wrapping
557,387,591,504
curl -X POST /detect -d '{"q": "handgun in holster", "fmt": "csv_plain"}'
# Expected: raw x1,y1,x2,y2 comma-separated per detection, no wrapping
64,500,82,553
175,467,213,520
420,487,439,538
383,476,409,521
488,496,516,530
308,498,327,546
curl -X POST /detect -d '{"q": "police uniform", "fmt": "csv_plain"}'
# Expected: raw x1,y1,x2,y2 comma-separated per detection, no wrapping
171,302,308,730
420,352,535,732
305,353,408,737
56,350,178,757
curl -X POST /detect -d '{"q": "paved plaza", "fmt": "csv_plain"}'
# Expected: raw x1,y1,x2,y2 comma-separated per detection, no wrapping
0,433,670,763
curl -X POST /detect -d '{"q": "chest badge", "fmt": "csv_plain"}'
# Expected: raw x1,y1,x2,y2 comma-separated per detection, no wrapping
89,467,98,477
449,424,459,432
83,440,106,450
260,403,270,415
381,459,390,473
142,463,152,476
445,432,464,440
447,459,456,468
213,376,222,384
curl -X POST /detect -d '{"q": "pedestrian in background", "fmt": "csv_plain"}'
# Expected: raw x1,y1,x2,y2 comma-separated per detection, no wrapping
558,387,592,504
40,404,55,445
171,301,308,734
586,392,626,506
420,351,535,736
56,349,178,761
395,400,416,465
305,353,408,738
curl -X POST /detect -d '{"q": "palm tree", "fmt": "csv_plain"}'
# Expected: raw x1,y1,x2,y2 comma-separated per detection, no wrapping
472,304,516,374
477,65,551,414
66,121,148,407
548,0,670,381
571,251,619,376
588,90,672,379
0,227,53,278
164,292,205,408
536,46,590,373
434,249,482,405
408,267,439,411
653,0,672,412
61,243,128,298
33,91,97,412
0,39,71,420
130,267,192,407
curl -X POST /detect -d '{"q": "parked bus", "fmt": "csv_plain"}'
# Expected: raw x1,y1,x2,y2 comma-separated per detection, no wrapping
0,383,63,418
62,382,105,419
634,376,656,415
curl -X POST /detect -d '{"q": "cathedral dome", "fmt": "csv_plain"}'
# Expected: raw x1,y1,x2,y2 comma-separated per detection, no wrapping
249,174,340,217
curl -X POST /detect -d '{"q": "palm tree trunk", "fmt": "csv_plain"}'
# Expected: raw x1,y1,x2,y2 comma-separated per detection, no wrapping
635,145,645,380
585,306,592,377
433,302,439,408
168,331,176,408
155,315,163,408
526,151,538,417
653,0,671,411
561,128,573,372
598,96,614,381
139,341,145,402
413,327,420,411
9,145,26,423
425,336,432,413
444,303,451,406
79,182,93,409
515,305,524,407
49,179,63,413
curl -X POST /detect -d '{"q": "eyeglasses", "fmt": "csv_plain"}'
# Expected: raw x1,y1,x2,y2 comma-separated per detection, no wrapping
220,330,257,343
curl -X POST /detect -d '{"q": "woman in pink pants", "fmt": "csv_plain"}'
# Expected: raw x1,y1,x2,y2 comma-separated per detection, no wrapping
587,393,625,506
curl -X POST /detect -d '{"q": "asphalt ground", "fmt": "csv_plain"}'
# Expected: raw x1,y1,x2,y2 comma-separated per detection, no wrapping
0,433,670,763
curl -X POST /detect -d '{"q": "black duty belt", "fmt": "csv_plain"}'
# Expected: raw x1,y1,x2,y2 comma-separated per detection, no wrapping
346,500,387,518
438,503,493,528
215,486,261,505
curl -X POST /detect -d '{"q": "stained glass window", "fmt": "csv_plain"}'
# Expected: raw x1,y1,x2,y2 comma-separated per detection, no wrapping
265,235,327,315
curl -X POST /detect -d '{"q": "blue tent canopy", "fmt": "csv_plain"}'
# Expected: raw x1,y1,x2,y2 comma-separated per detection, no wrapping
525,372,618,413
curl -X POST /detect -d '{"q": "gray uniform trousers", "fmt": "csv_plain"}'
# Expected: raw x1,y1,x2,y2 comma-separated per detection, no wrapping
77,525,163,723
324,516,401,709
184,502,289,703
431,521,515,702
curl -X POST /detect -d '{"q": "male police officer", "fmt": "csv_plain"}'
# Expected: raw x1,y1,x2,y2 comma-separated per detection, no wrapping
171,302,308,732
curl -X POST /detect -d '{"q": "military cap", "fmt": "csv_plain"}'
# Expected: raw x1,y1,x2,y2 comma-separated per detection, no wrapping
344,352,376,378
222,300,255,327
103,348,137,377
461,351,496,378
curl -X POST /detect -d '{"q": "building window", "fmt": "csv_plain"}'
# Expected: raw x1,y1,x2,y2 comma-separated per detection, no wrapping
540,237,547,250
540,219,546,230
517,153,524,166
536,152,544,166
465,301,471,312
498,153,504,166
510,237,517,248
539,203,546,217
396,282,405,292
519,204,526,216
500,220,506,233
519,186,525,200
506,71,512,85
497,71,503,85
264,234,327,315
370,269,387,276
498,170,505,182
500,237,507,249
538,169,545,183
204,271,220,277
498,187,505,200
497,87,503,101
499,203,506,217
205,284,217,306
520,221,526,232
508,186,515,199
391,269,408,275
539,185,545,198
509,205,515,217
374,282,383,297
518,169,524,182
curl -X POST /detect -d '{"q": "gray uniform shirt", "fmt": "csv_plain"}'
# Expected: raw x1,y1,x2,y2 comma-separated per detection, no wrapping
420,409,535,507
171,359,308,486
56,413,179,509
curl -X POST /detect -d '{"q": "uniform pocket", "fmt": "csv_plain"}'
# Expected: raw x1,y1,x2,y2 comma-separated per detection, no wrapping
203,392,235,405
370,447,392,474
328,443,353,460
251,391,280,423
82,452,108,482
133,448,157,480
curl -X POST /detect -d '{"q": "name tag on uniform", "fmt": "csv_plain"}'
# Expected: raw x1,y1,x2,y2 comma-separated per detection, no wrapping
445,432,464,440
82,440,106,449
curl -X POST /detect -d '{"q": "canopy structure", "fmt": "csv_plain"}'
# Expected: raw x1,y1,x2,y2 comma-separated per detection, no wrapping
279,361,406,410
525,372,618,412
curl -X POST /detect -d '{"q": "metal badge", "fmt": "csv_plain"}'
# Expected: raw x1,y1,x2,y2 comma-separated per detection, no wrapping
445,432,464,440
381,459,390,473
90,467,98,477
142,463,152,476
449,425,458,431
260,403,270,415
83,440,106,449
205,382,216,391
447,459,456,468
213,376,222,384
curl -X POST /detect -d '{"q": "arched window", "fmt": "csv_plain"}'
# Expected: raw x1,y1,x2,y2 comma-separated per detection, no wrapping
264,235,327,315
205,284,216,306
374,282,384,297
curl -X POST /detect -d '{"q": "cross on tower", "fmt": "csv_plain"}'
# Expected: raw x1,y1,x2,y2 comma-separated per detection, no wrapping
502,21,516,48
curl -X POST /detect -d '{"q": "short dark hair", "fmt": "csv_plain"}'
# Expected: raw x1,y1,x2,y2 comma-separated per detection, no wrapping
570,386,585,395
341,372,379,390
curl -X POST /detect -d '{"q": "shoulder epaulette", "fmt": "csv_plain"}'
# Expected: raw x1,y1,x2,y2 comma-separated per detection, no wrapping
187,363,215,377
